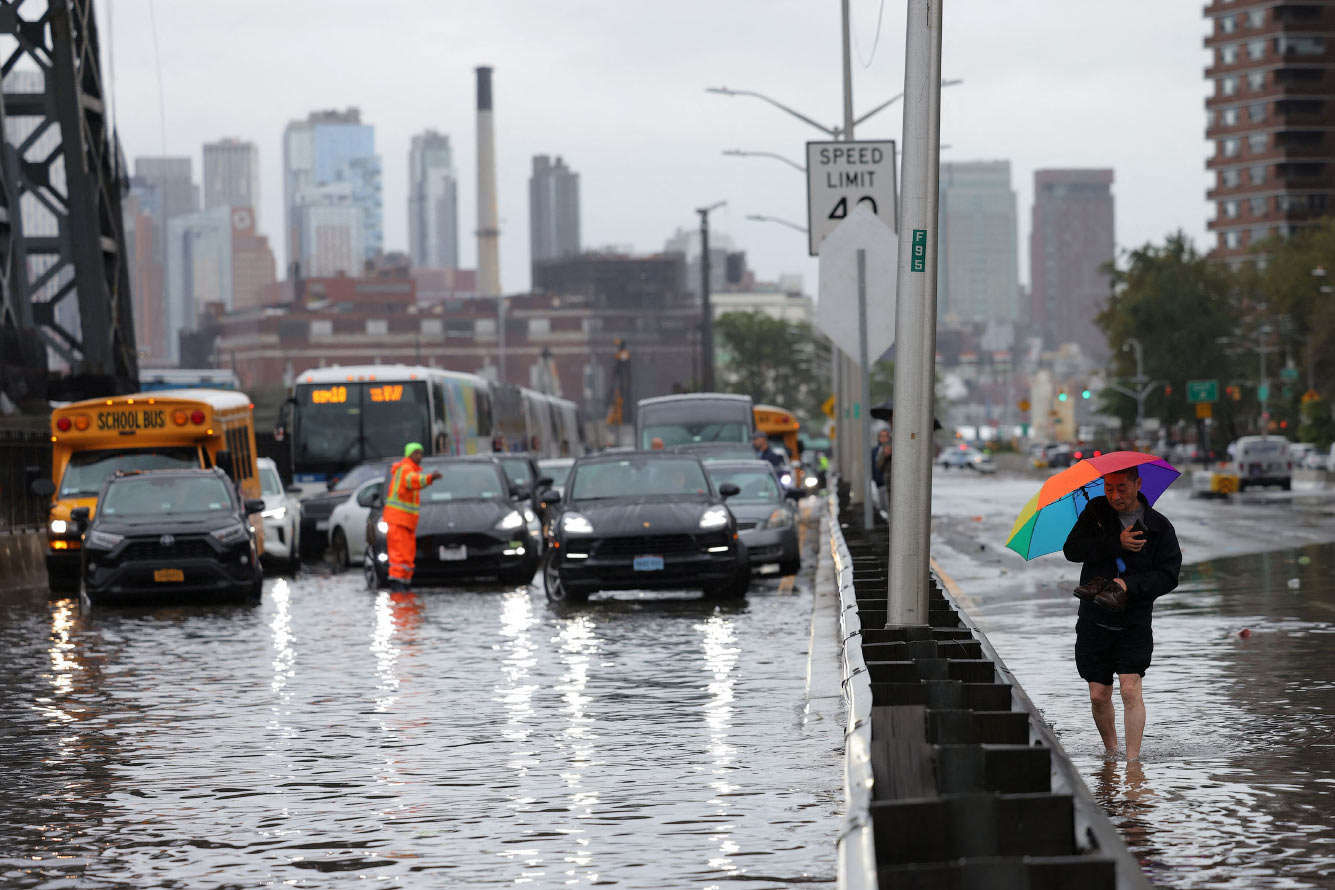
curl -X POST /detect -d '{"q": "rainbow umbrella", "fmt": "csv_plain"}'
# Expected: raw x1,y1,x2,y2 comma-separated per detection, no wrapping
1005,451,1181,560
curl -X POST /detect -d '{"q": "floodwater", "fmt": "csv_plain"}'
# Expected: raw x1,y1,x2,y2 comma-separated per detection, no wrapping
932,470,1335,889
0,528,840,888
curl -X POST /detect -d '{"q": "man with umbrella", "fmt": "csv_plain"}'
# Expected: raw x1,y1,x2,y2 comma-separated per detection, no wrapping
1062,464,1182,762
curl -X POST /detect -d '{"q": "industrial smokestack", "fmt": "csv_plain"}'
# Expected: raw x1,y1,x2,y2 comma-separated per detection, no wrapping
476,66,501,299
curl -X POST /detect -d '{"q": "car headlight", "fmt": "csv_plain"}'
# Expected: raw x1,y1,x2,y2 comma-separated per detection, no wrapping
780,473,793,487
523,509,536,523
496,510,524,531
86,529,123,550
376,520,389,534
561,513,594,534
765,507,794,529
210,524,249,545
260,505,286,520
804,475,819,488
50,519,68,534
699,506,729,529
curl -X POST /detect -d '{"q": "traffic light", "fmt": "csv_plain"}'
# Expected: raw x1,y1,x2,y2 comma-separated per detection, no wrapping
1081,388,1092,399
1164,384,1173,397
1057,391,1068,402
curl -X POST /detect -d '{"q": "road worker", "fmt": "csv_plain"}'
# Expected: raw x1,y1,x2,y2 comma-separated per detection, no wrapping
382,442,441,592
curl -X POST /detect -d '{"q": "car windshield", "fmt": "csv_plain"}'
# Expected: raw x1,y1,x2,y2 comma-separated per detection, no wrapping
59,447,198,498
99,475,233,518
498,457,533,486
569,457,710,500
420,462,508,502
260,465,285,497
538,460,573,491
705,467,781,503
333,461,390,492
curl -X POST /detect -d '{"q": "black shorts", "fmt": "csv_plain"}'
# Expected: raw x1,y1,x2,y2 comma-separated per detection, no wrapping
1075,619,1153,686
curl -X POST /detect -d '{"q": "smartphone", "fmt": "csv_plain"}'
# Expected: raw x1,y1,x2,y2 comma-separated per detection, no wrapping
1130,519,1147,536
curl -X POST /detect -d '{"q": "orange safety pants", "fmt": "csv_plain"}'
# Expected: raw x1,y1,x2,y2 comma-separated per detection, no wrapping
387,523,417,583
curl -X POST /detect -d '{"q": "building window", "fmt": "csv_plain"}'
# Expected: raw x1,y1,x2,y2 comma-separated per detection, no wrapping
1223,200,1241,219
1220,44,1240,65
1221,138,1240,157
1219,14,1236,34
1251,227,1270,243
1248,71,1266,91
310,319,332,338
1224,230,1241,249
1249,197,1268,215
528,317,551,337
476,318,496,338
1247,9,1264,27
1249,103,1265,122
420,318,443,336
1221,169,1241,188
1248,132,1268,153
365,319,388,335
1311,194,1328,212
1247,39,1265,60
1250,164,1267,184
1277,36,1325,56
1219,76,1238,96
1207,109,1217,129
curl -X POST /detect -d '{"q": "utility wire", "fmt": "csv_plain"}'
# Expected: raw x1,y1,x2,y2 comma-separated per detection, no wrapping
146,0,167,155
852,0,886,68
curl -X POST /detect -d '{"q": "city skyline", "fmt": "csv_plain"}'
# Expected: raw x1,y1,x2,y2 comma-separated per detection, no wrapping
98,0,1210,297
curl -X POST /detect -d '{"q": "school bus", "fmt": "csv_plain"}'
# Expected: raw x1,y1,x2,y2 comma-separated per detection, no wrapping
41,389,263,591
753,404,804,486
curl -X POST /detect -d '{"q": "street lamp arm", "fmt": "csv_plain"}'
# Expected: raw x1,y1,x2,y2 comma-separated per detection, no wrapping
851,78,962,129
722,149,805,173
705,86,837,137
746,213,807,234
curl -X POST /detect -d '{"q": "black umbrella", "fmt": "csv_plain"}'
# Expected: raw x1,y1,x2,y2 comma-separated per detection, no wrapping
869,400,943,430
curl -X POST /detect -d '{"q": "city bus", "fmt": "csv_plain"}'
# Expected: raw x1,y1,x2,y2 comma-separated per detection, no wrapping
279,365,584,493
41,389,263,591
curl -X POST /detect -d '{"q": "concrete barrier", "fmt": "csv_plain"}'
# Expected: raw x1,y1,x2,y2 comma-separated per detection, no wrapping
0,530,46,592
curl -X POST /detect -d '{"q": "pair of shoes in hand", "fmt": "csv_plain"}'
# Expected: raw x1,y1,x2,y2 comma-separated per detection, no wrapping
1073,576,1128,612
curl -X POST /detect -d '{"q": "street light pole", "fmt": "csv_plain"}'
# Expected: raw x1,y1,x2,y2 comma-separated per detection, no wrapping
697,200,726,391
1122,338,1146,434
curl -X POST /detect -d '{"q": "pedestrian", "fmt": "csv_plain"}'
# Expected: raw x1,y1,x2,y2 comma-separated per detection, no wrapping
382,442,442,593
1062,465,1181,762
491,434,506,453
752,431,784,469
870,427,892,514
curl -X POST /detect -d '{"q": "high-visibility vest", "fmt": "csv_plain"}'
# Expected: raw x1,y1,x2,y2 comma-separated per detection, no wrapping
383,457,431,530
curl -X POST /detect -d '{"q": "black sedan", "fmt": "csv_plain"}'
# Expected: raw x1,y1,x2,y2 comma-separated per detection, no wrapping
74,468,265,605
362,456,540,589
703,460,801,575
540,452,749,604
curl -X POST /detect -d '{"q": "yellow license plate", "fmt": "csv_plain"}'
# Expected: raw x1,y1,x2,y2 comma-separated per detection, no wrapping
154,568,184,583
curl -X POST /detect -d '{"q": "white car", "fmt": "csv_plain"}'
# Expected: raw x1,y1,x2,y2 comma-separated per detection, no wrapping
939,445,996,472
327,478,382,571
257,457,302,574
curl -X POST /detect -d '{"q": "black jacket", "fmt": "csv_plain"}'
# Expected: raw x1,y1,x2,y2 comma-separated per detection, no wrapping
1062,493,1181,628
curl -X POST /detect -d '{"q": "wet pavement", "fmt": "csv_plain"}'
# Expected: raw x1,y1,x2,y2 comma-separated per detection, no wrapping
930,469,1335,889
0,519,841,889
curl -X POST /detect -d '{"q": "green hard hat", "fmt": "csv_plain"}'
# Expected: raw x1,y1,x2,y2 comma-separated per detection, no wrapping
404,441,424,457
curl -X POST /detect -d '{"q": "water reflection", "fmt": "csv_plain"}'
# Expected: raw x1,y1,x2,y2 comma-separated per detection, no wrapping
699,614,740,875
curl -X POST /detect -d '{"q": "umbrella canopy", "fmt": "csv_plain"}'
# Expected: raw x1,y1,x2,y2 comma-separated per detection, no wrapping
1005,451,1180,560
868,400,943,430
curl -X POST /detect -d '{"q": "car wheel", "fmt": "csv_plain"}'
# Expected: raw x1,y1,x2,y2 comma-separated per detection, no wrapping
286,525,302,576
500,563,536,586
1281,478,1292,491
778,558,801,576
542,549,588,604
704,567,750,600
248,574,263,603
363,548,384,591
331,527,350,572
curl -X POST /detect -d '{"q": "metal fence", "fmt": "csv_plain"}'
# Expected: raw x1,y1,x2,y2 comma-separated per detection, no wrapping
0,427,51,532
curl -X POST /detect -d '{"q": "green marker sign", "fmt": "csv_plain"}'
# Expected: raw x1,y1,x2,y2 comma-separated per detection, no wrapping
911,229,926,272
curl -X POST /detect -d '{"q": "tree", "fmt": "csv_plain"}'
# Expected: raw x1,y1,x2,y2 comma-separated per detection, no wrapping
713,311,828,419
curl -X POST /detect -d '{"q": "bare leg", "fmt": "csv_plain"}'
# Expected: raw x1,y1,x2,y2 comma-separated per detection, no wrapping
1088,681,1118,756
1120,673,1145,760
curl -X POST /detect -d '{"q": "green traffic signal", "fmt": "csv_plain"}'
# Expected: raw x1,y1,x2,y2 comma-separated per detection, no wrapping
1081,389,1091,399
1057,392,1068,402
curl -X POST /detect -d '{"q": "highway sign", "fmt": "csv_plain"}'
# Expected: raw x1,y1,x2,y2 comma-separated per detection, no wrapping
1186,379,1218,403
1196,402,1213,419
816,204,898,361
806,140,897,256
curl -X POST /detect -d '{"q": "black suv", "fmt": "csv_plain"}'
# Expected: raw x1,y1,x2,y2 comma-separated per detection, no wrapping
74,468,265,605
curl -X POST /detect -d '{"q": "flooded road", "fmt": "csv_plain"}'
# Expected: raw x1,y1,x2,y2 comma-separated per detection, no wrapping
931,470,1335,889
0,526,840,888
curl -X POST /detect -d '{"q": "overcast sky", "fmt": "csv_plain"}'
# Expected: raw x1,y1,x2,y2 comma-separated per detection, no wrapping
100,0,1211,296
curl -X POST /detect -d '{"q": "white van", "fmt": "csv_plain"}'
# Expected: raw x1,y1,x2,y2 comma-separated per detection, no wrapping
1231,436,1293,491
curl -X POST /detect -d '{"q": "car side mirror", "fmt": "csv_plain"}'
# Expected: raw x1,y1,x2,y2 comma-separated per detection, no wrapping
357,487,381,508
286,484,303,495
69,506,90,528
244,498,266,515
511,485,530,501
542,489,562,505
30,478,55,499
718,482,740,499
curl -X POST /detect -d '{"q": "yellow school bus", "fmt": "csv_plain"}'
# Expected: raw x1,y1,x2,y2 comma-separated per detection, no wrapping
753,404,803,485
42,389,262,590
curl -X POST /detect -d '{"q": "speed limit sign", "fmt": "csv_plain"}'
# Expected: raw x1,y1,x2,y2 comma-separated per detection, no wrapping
806,140,897,256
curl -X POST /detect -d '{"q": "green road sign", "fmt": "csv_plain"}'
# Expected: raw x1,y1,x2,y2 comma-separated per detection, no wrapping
910,229,926,272
1186,379,1218,403
1257,383,1270,401
1280,366,1299,381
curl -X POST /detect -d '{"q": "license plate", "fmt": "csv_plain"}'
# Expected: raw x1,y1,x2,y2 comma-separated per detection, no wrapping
439,544,467,561
315,520,329,531
633,555,664,572
154,568,184,583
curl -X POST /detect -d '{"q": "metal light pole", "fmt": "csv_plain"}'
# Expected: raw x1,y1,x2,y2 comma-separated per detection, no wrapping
1216,329,1278,436
697,200,726,391
1123,337,1146,433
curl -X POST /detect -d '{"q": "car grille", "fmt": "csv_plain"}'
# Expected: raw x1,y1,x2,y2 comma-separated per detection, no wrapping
419,533,504,553
301,500,339,522
734,521,758,531
594,534,701,559
122,538,216,561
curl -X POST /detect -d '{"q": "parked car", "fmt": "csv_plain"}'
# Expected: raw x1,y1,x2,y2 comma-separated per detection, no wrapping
1303,448,1328,470
1290,443,1317,467
326,478,383,570
939,444,996,473
1231,436,1292,491
257,457,302,575
495,452,553,524
298,458,392,561
362,456,541,589
73,468,265,605
703,460,800,575
541,451,750,605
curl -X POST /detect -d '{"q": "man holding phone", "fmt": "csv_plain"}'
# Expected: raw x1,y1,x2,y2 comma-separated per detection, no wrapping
1062,465,1181,762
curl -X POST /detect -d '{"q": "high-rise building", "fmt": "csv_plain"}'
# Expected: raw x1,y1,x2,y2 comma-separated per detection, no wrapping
131,157,199,268
529,155,580,266
1205,2,1335,260
408,130,460,270
203,138,261,226
937,161,1020,325
282,109,382,277
1030,170,1115,358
